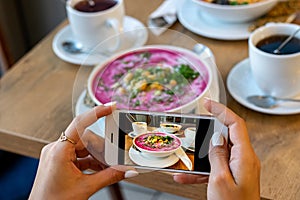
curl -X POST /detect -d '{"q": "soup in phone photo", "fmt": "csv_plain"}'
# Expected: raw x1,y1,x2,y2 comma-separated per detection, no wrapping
117,112,215,173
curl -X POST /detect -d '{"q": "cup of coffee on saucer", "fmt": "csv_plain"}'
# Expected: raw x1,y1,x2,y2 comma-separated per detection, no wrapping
66,0,125,52
183,127,196,150
249,23,300,98
132,122,147,136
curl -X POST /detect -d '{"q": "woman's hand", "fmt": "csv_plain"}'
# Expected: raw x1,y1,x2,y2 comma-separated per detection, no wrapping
29,103,138,200
173,99,261,200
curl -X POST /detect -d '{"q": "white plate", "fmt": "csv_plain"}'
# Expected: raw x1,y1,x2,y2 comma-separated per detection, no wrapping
177,0,251,40
52,16,148,65
129,146,179,168
75,90,105,136
227,58,300,115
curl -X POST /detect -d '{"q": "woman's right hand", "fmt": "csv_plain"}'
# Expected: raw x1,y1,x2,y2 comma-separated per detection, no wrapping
173,99,261,200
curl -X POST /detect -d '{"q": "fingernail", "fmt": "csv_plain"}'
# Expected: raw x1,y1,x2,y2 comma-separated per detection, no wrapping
204,97,211,101
211,131,224,146
124,170,139,179
204,97,212,105
104,101,117,108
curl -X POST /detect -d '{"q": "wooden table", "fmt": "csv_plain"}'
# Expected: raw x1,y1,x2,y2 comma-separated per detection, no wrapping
1,0,300,199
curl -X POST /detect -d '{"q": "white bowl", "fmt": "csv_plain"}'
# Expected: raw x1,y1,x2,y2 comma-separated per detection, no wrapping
87,45,212,114
192,0,278,23
160,123,182,133
133,132,181,157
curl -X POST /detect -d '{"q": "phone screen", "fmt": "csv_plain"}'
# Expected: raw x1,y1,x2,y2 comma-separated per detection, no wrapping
117,111,215,174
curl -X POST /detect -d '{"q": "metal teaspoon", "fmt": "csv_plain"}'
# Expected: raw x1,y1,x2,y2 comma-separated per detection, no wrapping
273,28,300,54
62,41,110,56
247,95,300,108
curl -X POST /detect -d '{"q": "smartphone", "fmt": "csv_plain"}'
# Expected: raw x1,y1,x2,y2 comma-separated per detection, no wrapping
105,109,228,175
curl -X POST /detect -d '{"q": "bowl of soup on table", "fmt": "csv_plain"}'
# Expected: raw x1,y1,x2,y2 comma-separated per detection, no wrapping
192,0,277,23
160,123,182,133
87,45,212,113
133,132,181,157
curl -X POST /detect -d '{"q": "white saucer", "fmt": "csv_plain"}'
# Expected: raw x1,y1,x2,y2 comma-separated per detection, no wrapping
52,16,148,65
177,0,251,40
227,58,300,115
180,137,195,152
75,90,105,136
129,146,179,168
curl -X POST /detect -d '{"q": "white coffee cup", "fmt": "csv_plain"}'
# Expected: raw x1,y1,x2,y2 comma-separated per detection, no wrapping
249,23,300,98
66,0,124,51
184,127,196,148
132,122,147,135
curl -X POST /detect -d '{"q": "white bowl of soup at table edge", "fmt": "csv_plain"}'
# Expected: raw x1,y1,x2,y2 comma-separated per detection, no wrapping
133,132,182,157
192,0,278,23
160,123,182,133
87,45,212,114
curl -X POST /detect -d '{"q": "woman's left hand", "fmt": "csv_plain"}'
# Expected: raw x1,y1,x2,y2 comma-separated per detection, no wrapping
29,103,138,200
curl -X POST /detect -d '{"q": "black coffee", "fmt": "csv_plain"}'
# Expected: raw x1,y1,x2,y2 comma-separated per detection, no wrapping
74,0,118,13
256,35,300,55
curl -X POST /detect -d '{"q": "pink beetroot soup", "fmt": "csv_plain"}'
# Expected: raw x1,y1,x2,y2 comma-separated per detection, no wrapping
92,47,209,111
134,132,181,152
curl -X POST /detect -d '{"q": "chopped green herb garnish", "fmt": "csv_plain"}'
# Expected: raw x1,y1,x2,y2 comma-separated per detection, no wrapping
134,100,140,106
165,90,174,95
140,52,151,59
113,73,124,80
174,64,200,81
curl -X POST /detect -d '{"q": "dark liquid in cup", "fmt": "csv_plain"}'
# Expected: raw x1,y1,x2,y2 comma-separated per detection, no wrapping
74,0,118,12
256,35,300,55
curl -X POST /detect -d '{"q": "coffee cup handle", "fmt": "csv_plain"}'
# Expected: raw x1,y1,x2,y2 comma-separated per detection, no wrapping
105,19,121,52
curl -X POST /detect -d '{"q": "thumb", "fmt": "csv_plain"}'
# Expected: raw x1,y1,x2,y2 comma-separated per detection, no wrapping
84,166,139,195
209,132,232,181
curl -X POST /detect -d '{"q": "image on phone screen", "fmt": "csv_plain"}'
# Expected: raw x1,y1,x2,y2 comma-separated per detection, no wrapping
116,111,217,174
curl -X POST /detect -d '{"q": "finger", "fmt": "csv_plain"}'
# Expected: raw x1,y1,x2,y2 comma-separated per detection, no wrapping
75,129,104,158
42,140,77,164
64,102,116,145
76,129,106,164
173,174,208,184
84,166,138,194
204,99,251,147
76,156,107,171
75,147,89,159
208,131,234,185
